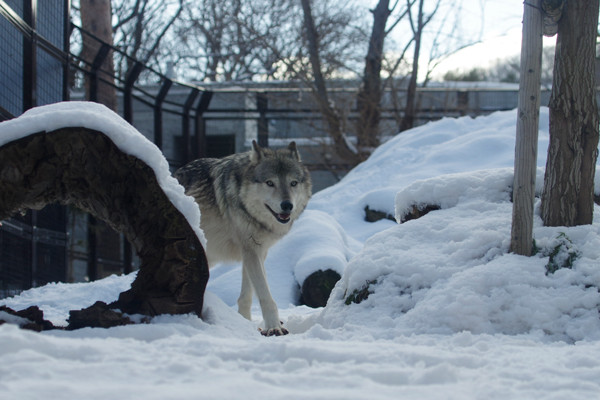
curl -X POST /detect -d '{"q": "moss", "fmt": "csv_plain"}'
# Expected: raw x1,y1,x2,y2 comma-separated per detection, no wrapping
345,280,376,305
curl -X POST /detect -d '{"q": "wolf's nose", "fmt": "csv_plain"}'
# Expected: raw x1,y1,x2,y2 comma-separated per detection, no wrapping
281,200,293,212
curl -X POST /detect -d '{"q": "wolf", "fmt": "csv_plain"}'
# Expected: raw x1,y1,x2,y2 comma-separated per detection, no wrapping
174,140,312,336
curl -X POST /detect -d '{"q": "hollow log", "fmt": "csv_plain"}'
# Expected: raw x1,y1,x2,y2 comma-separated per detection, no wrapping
0,127,208,318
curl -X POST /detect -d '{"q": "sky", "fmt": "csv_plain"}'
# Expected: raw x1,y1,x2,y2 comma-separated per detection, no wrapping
361,0,555,80
431,0,558,78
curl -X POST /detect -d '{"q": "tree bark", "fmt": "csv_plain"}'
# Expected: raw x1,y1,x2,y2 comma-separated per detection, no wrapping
300,0,360,164
399,0,424,132
80,0,117,111
541,0,599,226
355,0,391,150
510,0,543,256
0,127,209,317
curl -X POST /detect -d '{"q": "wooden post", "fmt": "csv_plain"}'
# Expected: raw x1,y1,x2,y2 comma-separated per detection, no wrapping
510,0,543,256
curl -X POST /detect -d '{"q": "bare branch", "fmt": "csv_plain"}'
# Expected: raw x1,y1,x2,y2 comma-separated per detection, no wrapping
142,0,184,65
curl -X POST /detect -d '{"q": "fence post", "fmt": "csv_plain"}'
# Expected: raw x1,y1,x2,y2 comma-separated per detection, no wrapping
89,43,111,103
87,215,97,281
182,88,200,163
122,62,144,275
62,1,70,101
22,0,37,112
256,92,269,147
457,90,469,116
194,91,213,159
123,62,144,122
154,78,173,150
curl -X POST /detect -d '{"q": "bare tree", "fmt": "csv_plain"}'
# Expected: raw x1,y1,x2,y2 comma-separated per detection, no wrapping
399,0,440,132
541,0,599,226
355,0,410,151
168,0,311,82
112,0,184,77
172,0,269,82
300,0,359,163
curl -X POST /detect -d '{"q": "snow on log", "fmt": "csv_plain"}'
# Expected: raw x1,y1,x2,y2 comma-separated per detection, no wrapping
0,102,209,318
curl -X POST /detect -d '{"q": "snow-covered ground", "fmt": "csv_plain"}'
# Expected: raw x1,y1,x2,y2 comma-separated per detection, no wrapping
2,104,600,399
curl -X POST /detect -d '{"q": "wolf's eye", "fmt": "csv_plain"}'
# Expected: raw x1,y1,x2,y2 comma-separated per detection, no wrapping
266,180,275,187
290,181,298,187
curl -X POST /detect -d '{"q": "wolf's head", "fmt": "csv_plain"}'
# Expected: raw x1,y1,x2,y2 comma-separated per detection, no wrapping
246,140,312,228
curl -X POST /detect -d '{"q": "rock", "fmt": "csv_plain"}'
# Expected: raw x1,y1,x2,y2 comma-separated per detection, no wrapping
364,205,395,223
300,269,341,308
399,204,441,223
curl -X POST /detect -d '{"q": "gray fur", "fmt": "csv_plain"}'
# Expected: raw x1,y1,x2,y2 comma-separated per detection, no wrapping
174,140,311,335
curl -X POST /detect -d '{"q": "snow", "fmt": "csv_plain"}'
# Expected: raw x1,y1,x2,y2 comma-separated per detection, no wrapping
0,102,206,247
3,104,600,398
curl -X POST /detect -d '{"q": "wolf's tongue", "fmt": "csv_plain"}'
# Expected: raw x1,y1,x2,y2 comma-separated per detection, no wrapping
278,213,290,221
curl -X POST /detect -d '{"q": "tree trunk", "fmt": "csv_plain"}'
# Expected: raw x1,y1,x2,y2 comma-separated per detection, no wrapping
80,0,117,111
399,0,424,132
355,0,391,150
300,0,360,164
510,0,543,256
541,0,599,227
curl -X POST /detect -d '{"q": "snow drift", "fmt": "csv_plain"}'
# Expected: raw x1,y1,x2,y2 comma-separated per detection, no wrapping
2,105,600,399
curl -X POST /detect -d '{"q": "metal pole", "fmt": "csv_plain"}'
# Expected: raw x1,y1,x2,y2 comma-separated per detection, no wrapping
256,92,268,147
123,61,144,122
194,91,213,159
22,0,37,112
87,215,97,281
62,0,70,101
122,62,144,275
182,88,199,163
89,43,111,102
153,78,173,150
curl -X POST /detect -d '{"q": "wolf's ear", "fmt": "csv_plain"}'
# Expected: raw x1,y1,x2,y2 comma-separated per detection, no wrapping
250,140,263,164
288,141,301,161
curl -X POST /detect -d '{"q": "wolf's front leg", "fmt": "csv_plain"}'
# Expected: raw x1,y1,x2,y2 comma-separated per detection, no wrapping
237,266,253,320
241,248,288,336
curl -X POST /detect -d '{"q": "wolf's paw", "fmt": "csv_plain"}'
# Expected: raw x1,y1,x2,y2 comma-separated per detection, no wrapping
259,322,289,336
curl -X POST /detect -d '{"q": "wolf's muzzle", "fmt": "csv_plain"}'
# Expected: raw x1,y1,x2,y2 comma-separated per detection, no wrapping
265,204,292,224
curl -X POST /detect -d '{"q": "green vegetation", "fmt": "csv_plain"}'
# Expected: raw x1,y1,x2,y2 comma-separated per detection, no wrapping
535,232,581,275
345,280,376,305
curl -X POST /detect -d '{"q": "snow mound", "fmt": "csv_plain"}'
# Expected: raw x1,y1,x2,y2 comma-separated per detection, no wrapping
322,169,600,342
274,210,360,285
394,168,545,222
308,108,549,243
